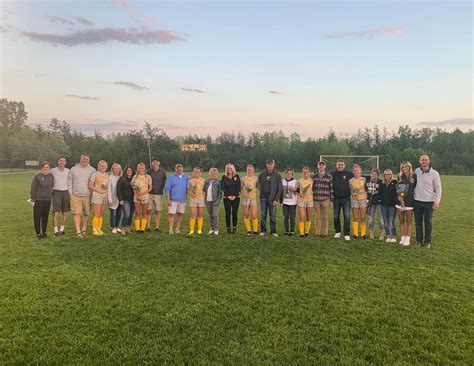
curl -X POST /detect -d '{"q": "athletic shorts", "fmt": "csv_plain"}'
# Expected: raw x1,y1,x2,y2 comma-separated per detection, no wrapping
149,194,163,211
168,201,186,214
91,192,107,205
297,200,314,208
189,197,205,208
70,194,91,215
395,205,414,211
134,194,150,204
242,197,257,207
52,190,70,212
351,199,368,209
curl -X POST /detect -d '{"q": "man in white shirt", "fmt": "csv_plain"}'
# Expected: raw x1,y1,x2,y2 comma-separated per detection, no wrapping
50,155,70,236
414,155,442,248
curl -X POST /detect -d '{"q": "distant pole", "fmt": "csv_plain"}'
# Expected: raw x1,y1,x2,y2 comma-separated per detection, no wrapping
144,120,152,168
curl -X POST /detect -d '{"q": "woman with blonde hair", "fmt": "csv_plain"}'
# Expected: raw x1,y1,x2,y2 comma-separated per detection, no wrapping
204,167,222,234
89,160,109,235
380,169,398,243
188,167,206,235
108,163,122,234
349,164,367,239
241,164,259,235
132,163,152,233
296,167,313,237
221,163,241,234
396,161,417,246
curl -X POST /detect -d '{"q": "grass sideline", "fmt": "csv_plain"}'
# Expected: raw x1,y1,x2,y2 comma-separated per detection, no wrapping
1,172,473,364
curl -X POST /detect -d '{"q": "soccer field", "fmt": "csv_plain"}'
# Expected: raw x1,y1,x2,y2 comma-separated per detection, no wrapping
1,173,473,364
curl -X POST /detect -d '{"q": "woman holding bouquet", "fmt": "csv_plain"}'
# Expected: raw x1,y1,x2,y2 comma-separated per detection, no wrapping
188,167,206,235
349,164,367,239
396,161,417,246
296,167,313,237
241,164,259,235
132,163,152,233
89,160,109,235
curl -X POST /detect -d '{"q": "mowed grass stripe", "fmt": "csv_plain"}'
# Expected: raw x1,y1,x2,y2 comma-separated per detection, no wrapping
0,174,473,364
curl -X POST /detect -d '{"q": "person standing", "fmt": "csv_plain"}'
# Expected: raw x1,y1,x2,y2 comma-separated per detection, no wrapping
108,163,122,234
188,167,206,235
396,161,417,246
89,160,109,235
50,155,70,236
258,159,283,237
221,163,241,234
349,164,367,239
281,168,297,236
165,164,189,234
366,168,384,240
68,154,96,238
380,169,398,243
146,158,167,232
331,160,354,241
204,168,222,235
296,167,314,237
312,161,334,239
30,162,54,239
117,165,135,235
414,155,442,248
132,163,152,233
241,164,259,235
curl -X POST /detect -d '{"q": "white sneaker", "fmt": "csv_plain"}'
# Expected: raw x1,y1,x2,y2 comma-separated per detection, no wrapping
169,229,174,235
334,232,342,238
112,228,117,234
344,235,350,241
259,232,266,236
272,233,279,238
175,228,181,234
399,236,406,244
208,230,214,235
116,228,122,233
402,237,411,246
386,238,391,243
214,231,219,235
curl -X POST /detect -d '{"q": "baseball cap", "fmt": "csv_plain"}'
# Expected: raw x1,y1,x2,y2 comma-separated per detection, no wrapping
266,159,275,164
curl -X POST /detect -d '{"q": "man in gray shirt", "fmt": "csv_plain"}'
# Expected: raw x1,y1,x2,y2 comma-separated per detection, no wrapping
146,159,167,232
50,155,70,236
68,154,96,237
414,155,442,248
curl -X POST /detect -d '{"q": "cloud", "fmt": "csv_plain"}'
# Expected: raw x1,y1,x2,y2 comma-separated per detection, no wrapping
181,87,206,94
22,26,185,46
113,81,149,90
269,90,283,95
73,16,95,26
33,73,48,78
416,118,473,127
252,122,301,128
158,123,206,130
324,26,406,39
65,94,101,100
112,0,158,26
0,25,9,33
47,16,75,26
69,120,136,133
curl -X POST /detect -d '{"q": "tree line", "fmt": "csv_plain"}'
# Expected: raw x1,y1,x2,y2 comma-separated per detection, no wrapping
1,98,473,175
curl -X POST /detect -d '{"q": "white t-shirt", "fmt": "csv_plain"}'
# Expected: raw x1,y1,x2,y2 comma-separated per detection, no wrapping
282,178,297,205
207,182,213,201
50,167,70,191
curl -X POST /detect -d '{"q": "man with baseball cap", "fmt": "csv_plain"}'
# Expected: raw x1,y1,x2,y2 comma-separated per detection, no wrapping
257,159,283,237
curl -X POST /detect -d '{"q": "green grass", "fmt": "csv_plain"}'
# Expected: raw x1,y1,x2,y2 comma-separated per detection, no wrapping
1,173,473,364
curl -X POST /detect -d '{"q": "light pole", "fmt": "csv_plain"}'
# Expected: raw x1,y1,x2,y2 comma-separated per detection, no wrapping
144,120,152,168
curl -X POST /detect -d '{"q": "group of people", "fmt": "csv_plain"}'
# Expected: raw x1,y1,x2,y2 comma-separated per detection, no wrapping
29,154,442,247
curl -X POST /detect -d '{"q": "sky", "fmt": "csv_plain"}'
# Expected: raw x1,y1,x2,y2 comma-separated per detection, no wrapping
0,0,472,138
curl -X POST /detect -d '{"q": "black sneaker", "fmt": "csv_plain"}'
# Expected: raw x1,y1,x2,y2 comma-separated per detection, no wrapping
254,231,259,235
146,228,151,233
304,233,309,237
60,230,65,236
353,235,359,240
232,228,236,234
155,228,160,232
300,234,305,238
416,242,422,247
42,233,47,239
361,236,367,240
246,231,251,236
36,234,42,240
226,227,232,234
289,232,294,237
54,232,60,237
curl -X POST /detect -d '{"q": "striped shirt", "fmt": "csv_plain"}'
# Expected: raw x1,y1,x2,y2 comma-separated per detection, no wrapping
296,178,313,202
349,176,367,201
131,174,152,197
241,175,258,199
188,177,205,200
311,172,334,202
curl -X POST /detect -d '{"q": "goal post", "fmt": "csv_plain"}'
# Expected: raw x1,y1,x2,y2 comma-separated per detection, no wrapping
319,155,380,175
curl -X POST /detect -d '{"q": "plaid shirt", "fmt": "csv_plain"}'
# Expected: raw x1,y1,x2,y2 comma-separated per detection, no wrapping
311,172,334,202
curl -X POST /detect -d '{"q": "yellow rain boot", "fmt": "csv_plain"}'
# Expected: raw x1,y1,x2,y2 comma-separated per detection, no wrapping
197,217,203,234
299,222,305,237
252,219,259,233
189,217,195,235
140,219,147,231
352,221,359,238
244,218,251,232
305,221,311,235
135,219,141,232
360,222,367,239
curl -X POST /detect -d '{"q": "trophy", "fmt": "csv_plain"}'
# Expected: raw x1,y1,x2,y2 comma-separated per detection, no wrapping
396,184,407,208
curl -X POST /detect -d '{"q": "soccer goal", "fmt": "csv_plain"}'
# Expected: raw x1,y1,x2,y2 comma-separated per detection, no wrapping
319,155,379,174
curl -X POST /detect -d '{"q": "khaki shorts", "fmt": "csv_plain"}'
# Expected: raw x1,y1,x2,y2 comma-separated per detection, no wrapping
242,197,257,207
352,199,368,209
189,197,205,208
297,200,314,208
149,194,163,211
70,194,91,215
134,194,150,204
169,201,186,214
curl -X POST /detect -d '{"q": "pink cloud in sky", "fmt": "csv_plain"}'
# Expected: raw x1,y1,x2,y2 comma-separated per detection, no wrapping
324,26,406,39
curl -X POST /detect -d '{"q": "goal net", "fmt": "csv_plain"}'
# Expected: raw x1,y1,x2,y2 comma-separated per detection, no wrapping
319,155,379,175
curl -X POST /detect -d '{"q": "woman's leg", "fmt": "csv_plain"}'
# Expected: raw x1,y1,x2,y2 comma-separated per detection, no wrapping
397,209,405,237
352,208,360,237
368,205,375,237
41,201,51,236
223,198,231,231
231,198,240,231
33,202,41,235
189,206,197,233
141,203,149,230
134,202,142,231
243,203,251,232
359,207,367,238
251,205,258,233
305,206,312,235
390,207,397,238
405,210,413,239
298,205,306,236
289,205,296,234
282,205,289,233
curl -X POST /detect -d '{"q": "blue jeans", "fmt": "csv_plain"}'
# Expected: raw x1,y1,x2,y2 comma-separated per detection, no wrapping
333,197,351,235
414,200,433,243
121,201,135,228
368,204,384,231
381,206,396,236
260,197,277,234
109,206,122,229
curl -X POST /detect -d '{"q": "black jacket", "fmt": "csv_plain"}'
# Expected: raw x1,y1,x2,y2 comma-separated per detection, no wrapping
396,174,417,208
258,170,283,202
117,176,134,201
330,170,354,199
366,178,383,205
221,175,241,198
380,180,397,207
